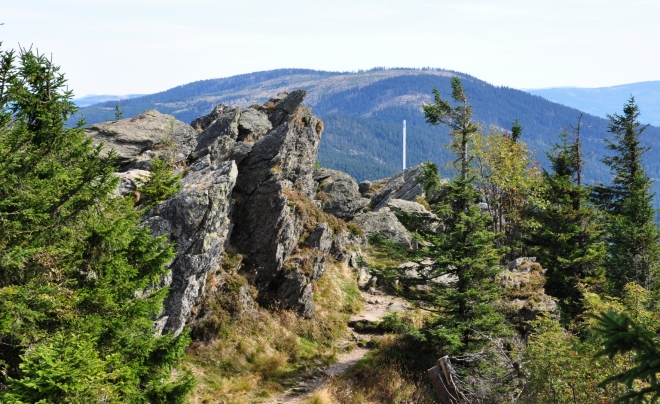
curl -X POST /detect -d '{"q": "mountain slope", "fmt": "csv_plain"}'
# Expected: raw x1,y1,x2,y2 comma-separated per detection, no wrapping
528,81,660,126
73,68,660,205
73,93,148,107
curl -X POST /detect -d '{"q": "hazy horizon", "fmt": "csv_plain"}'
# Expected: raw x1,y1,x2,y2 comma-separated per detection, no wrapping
5,1,660,96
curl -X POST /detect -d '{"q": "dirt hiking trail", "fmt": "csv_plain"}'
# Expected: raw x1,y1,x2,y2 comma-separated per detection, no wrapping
265,290,411,404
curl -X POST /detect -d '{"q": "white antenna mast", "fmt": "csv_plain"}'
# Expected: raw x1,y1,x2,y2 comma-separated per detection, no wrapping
403,120,407,170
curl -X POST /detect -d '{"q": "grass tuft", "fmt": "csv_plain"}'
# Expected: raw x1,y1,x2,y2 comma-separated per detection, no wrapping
186,259,362,403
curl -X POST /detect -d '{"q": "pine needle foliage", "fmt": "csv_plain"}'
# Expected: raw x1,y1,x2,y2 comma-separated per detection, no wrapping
419,78,508,353
137,157,182,209
529,130,606,317
0,44,193,402
423,76,479,181
593,98,660,293
424,179,508,353
594,310,660,403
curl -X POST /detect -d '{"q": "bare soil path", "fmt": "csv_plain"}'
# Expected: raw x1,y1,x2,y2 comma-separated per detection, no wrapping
265,290,411,404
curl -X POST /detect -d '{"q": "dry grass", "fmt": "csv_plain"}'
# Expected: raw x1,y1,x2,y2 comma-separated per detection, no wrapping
328,337,435,404
186,260,362,403
304,388,337,404
361,244,409,270
283,187,348,236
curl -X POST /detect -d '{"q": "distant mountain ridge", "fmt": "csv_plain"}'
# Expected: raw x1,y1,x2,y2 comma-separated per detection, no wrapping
528,81,660,126
72,68,660,206
73,93,148,107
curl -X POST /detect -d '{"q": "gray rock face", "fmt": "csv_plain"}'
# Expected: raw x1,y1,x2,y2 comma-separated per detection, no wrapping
276,270,315,317
276,223,332,316
358,181,373,197
301,223,334,281
145,160,238,336
86,110,197,170
370,164,426,210
331,230,367,266
352,208,411,247
314,168,370,220
384,198,443,233
193,104,272,152
112,169,150,197
229,90,327,315
264,90,309,127
93,90,366,331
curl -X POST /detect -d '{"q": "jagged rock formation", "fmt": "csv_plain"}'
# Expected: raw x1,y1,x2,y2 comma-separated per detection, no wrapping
146,161,238,336
369,164,427,211
226,91,328,316
344,163,445,247
88,89,447,336
87,90,343,334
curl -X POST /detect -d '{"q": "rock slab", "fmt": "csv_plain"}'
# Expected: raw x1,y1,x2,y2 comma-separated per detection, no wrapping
146,161,238,336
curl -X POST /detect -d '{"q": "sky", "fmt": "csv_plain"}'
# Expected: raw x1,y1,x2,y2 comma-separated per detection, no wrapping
3,0,659,97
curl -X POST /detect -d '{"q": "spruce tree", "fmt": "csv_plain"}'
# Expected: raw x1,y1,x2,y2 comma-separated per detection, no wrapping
594,98,660,292
422,77,507,353
529,127,605,317
0,45,193,402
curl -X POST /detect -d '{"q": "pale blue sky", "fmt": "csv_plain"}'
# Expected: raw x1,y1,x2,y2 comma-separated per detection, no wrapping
3,0,659,96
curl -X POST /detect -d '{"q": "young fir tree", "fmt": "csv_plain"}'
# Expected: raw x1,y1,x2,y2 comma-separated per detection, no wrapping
422,77,506,353
529,122,605,317
138,157,182,209
594,98,660,293
0,45,193,402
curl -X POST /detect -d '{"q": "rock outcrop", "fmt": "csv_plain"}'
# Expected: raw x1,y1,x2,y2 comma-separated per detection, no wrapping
314,168,370,220
498,258,558,324
145,161,238,336
370,164,427,211
192,104,272,152
86,109,197,170
228,90,327,316
352,208,412,247
89,90,366,333
384,198,443,234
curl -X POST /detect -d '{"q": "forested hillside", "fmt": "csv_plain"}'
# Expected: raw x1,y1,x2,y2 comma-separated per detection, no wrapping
73,68,660,206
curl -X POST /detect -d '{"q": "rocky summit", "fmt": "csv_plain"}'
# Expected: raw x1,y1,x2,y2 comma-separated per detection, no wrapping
86,90,437,336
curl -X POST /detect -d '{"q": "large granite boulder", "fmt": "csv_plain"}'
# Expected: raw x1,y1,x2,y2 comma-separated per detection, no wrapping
370,164,427,210
384,198,443,233
314,168,370,220
92,90,362,330
86,110,197,170
352,208,412,247
145,160,238,336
